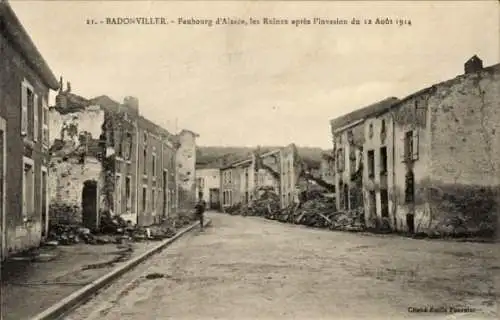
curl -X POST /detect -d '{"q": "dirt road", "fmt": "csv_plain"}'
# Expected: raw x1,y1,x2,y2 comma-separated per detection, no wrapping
68,212,499,320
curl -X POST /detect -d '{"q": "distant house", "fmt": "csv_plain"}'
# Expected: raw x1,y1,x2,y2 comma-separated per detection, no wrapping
0,2,60,260
330,56,500,236
219,144,300,209
195,166,221,210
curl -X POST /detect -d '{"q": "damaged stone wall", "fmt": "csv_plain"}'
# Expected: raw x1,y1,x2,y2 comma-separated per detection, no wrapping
426,65,500,236
175,130,198,210
391,91,431,233
48,106,106,224
333,123,364,213
363,112,395,229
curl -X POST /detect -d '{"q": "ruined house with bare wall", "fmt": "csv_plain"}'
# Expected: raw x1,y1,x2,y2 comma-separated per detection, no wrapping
48,82,181,229
175,129,199,210
219,144,301,209
330,98,399,220
0,1,60,260
330,56,499,237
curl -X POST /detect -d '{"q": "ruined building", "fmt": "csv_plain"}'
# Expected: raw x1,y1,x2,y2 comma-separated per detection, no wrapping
1,1,60,260
219,144,302,209
330,56,499,236
48,81,197,229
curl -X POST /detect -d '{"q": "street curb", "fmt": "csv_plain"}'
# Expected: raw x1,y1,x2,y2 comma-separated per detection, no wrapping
31,218,212,320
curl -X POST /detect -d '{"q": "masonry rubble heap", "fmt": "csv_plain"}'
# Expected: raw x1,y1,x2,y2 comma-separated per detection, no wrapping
226,191,365,232
45,211,197,246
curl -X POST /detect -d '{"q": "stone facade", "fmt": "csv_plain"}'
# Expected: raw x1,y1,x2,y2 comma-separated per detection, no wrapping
330,57,499,237
0,2,60,259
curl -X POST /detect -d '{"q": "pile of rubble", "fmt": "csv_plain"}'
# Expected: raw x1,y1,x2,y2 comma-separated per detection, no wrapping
44,211,196,247
225,193,366,232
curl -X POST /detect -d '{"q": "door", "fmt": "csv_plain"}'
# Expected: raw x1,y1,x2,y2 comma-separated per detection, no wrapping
82,180,99,231
41,168,48,237
0,118,5,260
163,170,168,217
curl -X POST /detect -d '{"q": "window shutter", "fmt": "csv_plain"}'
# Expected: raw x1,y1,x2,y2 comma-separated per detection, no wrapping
412,130,419,160
21,84,28,135
33,94,39,141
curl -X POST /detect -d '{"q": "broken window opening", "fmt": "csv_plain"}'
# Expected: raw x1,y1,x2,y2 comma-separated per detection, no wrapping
367,150,375,179
404,131,413,161
381,189,389,218
405,170,415,204
380,147,388,175
142,186,147,212
343,184,349,211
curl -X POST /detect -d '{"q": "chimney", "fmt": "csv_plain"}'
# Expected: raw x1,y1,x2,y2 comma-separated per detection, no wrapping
464,55,483,74
123,96,139,115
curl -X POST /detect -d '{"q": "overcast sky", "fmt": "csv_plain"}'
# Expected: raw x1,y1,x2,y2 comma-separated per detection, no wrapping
10,0,499,148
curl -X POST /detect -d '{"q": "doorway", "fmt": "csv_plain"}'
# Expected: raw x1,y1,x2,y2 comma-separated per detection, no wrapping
82,180,99,231
0,117,6,260
41,167,48,237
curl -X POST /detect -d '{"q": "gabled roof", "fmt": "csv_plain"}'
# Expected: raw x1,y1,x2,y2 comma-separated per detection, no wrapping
0,2,59,90
330,97,400,132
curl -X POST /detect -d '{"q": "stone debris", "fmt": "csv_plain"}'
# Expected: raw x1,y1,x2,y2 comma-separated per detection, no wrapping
225,191,366,232
44,211,197,248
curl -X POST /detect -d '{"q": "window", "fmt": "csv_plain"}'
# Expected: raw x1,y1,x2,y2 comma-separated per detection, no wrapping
381,119,386,136
403,130,419,161
125,176,131,209
143,149,147,175
115,174,122,214
336,148,345,172
142,186,147,212
380,147,388,175
125,132,133,160
404,131,413,161
381,189,389,218
223,190,232,206
152,152,156,176
33,94,39,141
41,167,48,236
152,188,156,212
405,171,415,204
21,80,36,139
228,171,232,184
367,150,375,178
42,97,49,146
349,149,357,174
22,158,34,221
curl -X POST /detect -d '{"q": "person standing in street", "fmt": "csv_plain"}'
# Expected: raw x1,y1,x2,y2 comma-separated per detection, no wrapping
194,193,206,231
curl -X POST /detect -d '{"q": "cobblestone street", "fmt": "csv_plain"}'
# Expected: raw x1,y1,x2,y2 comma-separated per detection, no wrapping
68,212,499,320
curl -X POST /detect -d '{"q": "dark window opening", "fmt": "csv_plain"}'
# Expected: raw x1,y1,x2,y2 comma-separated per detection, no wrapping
143,149,147,175
404,131,413,161
142,187,147,212
405,170,415,204
381,189,389,218
367,150,375,178
369,191,376,218
343,184,349,210
380,147,388,175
